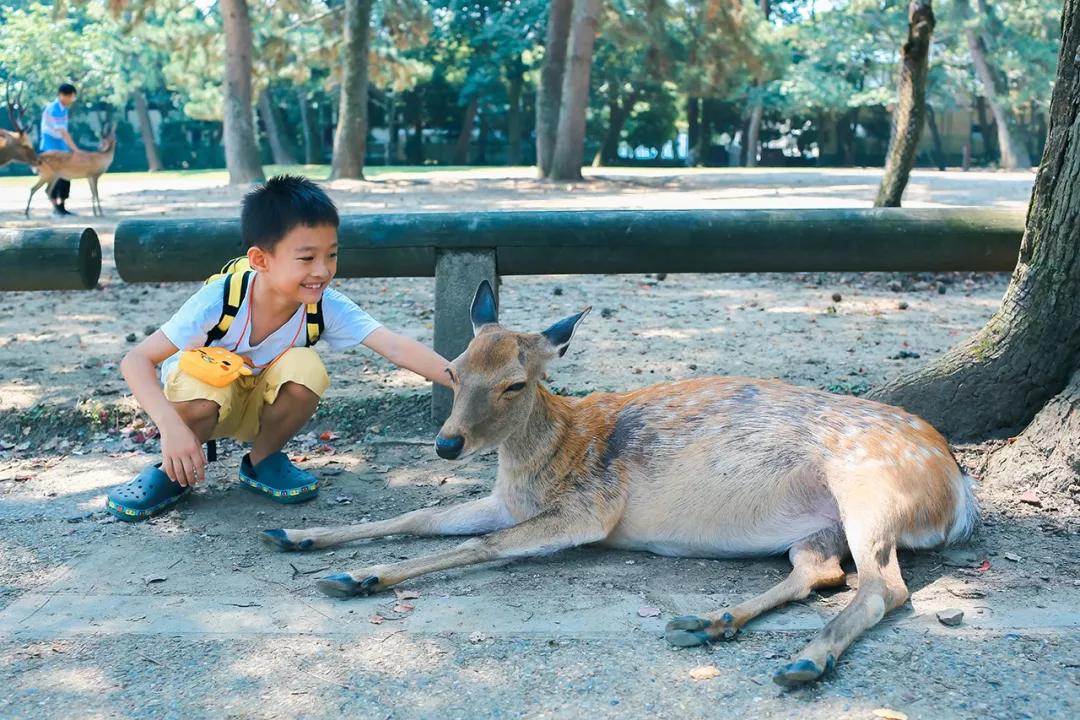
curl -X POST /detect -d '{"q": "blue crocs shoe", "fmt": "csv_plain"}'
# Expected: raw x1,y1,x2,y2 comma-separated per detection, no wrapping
238,452,318,504
106,464,191,521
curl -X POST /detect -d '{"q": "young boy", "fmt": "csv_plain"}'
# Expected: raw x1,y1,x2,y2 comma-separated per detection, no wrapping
108,175,450,520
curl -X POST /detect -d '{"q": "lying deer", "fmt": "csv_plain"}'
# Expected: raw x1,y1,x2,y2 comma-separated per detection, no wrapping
24,124,116,217
1,85,37,168
262,281,978,687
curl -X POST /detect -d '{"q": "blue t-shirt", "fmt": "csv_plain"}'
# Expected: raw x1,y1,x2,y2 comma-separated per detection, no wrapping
40,99,69,152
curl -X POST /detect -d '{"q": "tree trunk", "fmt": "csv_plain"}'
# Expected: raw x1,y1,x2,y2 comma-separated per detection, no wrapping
453,97,478,165
550,0,602,181
476,107,489,164
536,0,573,177
745,97,764,168
385,90,396,167
960,0,1031,169
974,95,997,162
925,103,947,170
687,96,700,166
593,86,636,167
874,0,935,207
698,99,713,165
330,0,373,180
132,90,162,172
258,89,298,166
507,68,524,166
870,0,1080,443
296,87,322,164
220,0,264,184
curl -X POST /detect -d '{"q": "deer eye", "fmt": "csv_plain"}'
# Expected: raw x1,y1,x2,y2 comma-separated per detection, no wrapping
503,382,527,394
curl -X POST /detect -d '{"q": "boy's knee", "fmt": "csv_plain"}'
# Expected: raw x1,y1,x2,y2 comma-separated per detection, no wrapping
278,380,320,404
174,398,220,425
267,347,330,396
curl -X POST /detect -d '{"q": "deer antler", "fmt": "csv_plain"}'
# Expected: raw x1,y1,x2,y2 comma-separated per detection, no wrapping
5,81,27,134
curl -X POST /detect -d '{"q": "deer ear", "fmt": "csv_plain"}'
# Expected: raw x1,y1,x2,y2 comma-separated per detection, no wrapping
470,280,498,335
541,307,591,358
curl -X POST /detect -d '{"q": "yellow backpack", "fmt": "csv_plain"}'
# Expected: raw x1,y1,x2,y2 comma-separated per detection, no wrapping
204,256,323,347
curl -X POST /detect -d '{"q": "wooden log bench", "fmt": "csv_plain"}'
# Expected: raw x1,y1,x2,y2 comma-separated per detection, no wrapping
0,227,102,291
114,208,1025,421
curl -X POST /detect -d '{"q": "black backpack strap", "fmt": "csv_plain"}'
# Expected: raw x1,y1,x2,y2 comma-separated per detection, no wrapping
305,300,324,347
205,270,252,344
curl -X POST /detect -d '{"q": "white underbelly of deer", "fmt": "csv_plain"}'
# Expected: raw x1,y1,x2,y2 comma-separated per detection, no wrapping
604,452,841,557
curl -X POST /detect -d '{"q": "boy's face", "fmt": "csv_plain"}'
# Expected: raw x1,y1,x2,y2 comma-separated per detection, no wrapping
249,223,338,305
59,92,76,108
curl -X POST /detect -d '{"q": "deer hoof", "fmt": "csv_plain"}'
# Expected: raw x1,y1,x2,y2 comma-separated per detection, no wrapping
665,615,712,647
259,529,313,551
316,573,381,598
772,655,835,688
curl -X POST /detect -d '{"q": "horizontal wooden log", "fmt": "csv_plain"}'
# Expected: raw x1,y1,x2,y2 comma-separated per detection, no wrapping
0,227,102,291
114,208,1025,282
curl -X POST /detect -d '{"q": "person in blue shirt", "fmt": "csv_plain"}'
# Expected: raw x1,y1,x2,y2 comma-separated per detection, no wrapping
39,83,82,216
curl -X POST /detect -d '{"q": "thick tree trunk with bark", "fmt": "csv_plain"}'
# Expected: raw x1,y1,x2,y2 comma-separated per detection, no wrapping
258,89,298,166
871,1,1080,450
132,90,162,172
550,0,602,181
960,0,1031,169
745,97,764,168
453,97,478,165
220,0,264,184
330,0,373,180
925,103,947,170
296,88,322,164
536,0,573,177
875,0,935,207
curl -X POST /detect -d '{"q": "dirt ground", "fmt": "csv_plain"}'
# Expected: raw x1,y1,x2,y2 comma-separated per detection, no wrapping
1,168,1078,720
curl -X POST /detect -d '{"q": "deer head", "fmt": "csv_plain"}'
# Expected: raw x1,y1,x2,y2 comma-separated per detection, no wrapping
435,281,590,460
1,81,37,167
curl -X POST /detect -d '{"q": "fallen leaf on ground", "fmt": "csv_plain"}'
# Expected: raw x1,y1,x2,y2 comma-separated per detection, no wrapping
394,589,420,600
319,430,339,442
977,560,991,573
689,665,721,681
637,607,662,618
393,603,415,613
1019,490,1041,506
873,709,908,720
142,576,167,585
368,615,385,625
1004,552,1022,562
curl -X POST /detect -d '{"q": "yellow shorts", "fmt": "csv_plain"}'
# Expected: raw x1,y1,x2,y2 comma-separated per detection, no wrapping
164,347,330,443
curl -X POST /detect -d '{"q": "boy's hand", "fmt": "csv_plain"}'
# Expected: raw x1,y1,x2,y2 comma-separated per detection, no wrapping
159,421,206,487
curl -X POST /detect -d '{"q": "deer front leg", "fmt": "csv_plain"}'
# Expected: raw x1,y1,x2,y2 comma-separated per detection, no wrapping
261,495,516,551
24,179,46,216
315,508,610,598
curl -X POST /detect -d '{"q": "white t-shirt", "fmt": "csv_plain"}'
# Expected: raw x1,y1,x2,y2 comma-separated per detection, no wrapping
159,276,381,381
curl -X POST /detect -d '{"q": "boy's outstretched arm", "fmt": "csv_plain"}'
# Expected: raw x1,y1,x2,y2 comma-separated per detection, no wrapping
362,328,452,388
120,331,207,487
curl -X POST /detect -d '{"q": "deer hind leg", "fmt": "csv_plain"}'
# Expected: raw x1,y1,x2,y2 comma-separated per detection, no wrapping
88,176,101,216
315,505,612,598
261,494,515,551
666,526,847,648
24,179,47,216
772,521,909,688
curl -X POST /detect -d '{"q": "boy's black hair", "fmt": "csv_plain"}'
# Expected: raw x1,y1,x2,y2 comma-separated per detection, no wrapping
58,83,77,96
241,175,340,251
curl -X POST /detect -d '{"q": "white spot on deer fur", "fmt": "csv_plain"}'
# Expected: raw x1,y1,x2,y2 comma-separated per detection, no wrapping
908,418,921,430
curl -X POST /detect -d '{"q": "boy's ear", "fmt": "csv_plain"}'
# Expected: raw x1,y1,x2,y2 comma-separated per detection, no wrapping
247,246,270,273
541,307,591,358
470,280,498,335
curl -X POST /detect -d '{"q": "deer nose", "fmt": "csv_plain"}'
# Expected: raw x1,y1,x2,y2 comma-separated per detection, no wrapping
435,434,465,460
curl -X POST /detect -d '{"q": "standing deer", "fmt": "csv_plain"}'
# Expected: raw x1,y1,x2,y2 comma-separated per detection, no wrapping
1,84,37,168
24,122,116,217
261,281,978,687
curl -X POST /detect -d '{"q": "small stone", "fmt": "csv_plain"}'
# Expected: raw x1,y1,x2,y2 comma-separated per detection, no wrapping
898,301,909,310
125,332,138,343
1004,552,1022,562
937,284,947,295
655,273,667,281
1019,490,1042,507
600,308,615,319
937,608,964,626
887,280,902,292
831,292,842,302
553,287,563,296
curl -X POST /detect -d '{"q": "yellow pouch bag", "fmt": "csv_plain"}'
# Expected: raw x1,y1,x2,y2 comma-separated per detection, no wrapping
179,347,253,388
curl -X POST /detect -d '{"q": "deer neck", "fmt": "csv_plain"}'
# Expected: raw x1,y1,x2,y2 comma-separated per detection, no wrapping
498,385,576,479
